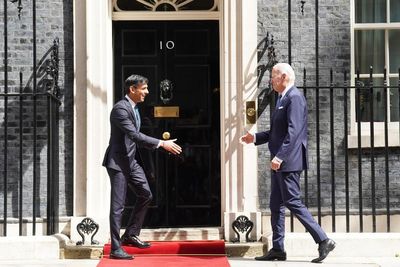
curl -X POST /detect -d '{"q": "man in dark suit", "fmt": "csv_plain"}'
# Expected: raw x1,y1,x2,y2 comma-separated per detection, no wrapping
103,74,182,260
240,63,335,263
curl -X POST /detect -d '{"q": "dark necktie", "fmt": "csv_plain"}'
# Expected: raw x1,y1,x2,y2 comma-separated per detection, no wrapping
134,106,141,129
275,95,282,110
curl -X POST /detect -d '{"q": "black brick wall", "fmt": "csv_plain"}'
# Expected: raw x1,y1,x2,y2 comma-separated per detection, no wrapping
257,0,400,213
0,0,73,218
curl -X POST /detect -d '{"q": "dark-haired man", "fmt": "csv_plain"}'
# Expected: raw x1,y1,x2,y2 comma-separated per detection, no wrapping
103,74,182,260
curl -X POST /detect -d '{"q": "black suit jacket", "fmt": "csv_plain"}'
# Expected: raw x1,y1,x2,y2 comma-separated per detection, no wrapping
102,98,159,173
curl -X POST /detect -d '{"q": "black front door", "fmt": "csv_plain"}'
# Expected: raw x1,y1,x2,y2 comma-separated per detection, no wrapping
113,21,220,227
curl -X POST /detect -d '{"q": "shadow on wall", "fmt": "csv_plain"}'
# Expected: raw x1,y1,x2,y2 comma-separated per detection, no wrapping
0,44,61,219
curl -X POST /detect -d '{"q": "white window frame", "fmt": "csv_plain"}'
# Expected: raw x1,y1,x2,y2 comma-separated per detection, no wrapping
349,0,400,147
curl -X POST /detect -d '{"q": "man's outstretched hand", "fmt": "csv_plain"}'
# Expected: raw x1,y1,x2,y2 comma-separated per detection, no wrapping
240,131,254,144
161,139,182,155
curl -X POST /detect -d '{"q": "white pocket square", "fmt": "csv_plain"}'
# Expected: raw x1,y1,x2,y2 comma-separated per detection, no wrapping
278,106,283,109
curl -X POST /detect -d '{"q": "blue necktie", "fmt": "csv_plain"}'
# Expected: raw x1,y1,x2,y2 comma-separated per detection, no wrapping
134,106,141,129
275,95,282,110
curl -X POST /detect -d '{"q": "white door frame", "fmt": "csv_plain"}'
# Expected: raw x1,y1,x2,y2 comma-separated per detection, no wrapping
74,0,260,242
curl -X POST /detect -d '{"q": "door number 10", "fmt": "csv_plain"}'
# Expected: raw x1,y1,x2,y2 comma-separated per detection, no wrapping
160,41,175,50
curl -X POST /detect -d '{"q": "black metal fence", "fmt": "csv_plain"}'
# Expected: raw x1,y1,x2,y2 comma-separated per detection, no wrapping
256,0,400,233
259,67,400,233
1,0,61,236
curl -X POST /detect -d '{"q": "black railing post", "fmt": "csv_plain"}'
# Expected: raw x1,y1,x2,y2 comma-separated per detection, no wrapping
48,87,60,235
46,39,60,235
47,95,52,235
329,69,335,232
288,0,292,65
3,0,9,236
343,70,350,232
368,66,376,232
19,72,23,235
383,69,390,232
303,68,308,208
315,0,321,225
356,69,363,232
32,0,38,236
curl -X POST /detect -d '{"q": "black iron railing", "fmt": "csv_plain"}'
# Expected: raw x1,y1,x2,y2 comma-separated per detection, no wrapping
1,0,61,236
256,45,400,232
290,67,400,233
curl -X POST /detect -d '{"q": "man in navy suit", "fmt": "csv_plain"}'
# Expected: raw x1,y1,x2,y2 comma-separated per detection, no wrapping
241,63,335,263
103,74,182,260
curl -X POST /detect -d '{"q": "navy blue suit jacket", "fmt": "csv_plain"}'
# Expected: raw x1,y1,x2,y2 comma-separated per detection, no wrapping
255,86,308,172
102,98,159,173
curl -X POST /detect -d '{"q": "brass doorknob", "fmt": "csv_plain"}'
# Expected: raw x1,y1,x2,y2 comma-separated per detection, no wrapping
162,132,170,140
246,107,256,117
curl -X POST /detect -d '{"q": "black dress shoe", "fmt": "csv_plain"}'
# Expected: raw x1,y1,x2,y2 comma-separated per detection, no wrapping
312,238,336,263
121,234,151,248
110,248,133,260
255,249,287,261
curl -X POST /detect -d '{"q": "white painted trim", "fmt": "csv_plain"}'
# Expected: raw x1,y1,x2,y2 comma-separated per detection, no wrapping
349,1,400,143
218,0,226,227
347,131,400,148
112,11,220,21
222,0,261,241
73,0,87,217
113,0,219,12
354,23,400,30
79,0,261,240
84,0,114,243
110,1,224,228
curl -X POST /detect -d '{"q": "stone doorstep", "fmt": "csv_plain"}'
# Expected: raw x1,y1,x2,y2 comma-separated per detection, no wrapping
61,245,104,260
61,242,266,259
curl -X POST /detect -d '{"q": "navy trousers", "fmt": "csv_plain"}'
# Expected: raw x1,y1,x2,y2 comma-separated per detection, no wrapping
270,171,327,251
107,162,153,251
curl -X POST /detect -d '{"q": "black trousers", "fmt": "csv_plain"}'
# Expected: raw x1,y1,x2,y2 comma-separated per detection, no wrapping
107,163,153,250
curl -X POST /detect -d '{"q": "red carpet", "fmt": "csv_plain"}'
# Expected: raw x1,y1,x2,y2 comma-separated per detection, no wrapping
97,255,230,267
97,240,230,267
103,240,225,255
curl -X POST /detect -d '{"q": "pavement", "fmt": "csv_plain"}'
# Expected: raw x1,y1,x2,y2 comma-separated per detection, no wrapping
1,233,400,266
229,256,400,267
1,256,400,267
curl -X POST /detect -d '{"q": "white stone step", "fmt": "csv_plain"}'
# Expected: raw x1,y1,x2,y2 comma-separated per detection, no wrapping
269,233,400,257
0,259,98,267
138,227,223,241
0,236,59,261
